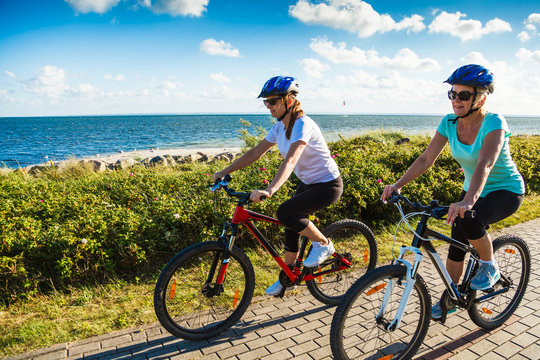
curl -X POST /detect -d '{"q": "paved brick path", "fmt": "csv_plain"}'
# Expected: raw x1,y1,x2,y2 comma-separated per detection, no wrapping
7,218,540,360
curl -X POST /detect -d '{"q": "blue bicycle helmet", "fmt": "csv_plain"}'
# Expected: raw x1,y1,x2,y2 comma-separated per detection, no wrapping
258,76,300,98
444,64,494,93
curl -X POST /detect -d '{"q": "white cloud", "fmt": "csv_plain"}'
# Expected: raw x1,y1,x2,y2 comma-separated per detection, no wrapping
517,31,531,43
300,58,330,78
0,89,15,103
516,48,540,65
5,70,16,79
65,0,121,14
210,72,231,83
23,65,69,98
429,11,511,41
200,39,241,57
104,74,125,81
309,38,440,72
162,80,177,90
144,0,209,17
289,0,425,38
70,83,104,99
518,13,540,43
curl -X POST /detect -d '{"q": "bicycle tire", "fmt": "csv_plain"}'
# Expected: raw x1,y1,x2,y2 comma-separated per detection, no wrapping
468,235,530,330
306,219,377,305
154,241,255,340
330,265,431,360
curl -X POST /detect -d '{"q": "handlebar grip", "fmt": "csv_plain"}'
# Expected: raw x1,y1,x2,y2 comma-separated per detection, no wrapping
465,210,476,219
260,195,267,201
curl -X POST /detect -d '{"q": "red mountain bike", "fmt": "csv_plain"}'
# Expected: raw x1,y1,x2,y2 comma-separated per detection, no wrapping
154,175,377,340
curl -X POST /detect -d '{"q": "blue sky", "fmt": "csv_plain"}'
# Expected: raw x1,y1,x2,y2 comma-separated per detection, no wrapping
1,0,539,116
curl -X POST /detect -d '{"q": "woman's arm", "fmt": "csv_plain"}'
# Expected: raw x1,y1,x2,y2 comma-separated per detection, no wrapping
212,139,274,182
381,131,448,201
250,140,307,202
447,129,505,223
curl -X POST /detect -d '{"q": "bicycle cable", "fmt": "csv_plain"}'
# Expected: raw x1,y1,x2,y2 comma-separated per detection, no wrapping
391,202,437,261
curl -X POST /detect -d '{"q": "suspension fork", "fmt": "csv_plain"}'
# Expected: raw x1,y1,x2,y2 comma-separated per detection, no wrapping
378,246,423,331
213,222,238,286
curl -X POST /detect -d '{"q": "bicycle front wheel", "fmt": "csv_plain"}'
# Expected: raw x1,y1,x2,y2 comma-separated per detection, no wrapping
330,265,431,360
154,241,255,340
468,235,531,330
306,219,377,305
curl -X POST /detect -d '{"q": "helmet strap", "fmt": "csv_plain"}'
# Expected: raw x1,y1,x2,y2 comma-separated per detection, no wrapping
455,91,478,120
277,96,291,122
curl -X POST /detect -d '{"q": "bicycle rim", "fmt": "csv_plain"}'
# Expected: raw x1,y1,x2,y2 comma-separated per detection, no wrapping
468,235,531,329
154,242,254,340
330,265,431,360
307,219,377,305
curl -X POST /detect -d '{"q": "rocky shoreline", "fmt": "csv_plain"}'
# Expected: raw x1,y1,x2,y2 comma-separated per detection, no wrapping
2,147,242,175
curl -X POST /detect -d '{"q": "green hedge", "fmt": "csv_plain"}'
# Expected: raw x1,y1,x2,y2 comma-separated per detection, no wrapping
1,132,538,303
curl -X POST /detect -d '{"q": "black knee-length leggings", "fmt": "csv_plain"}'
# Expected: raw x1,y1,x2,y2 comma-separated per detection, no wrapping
448,189,524,262
276,177,343,252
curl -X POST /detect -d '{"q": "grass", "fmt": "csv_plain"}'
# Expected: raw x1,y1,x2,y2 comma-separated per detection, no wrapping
1,195,539,357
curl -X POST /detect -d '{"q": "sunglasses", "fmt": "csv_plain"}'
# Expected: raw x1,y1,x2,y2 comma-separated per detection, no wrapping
448,90,475,101
263,97,282,106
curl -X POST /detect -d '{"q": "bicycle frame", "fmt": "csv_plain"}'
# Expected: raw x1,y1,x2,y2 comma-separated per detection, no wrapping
381,209,480,330
215,202,352,288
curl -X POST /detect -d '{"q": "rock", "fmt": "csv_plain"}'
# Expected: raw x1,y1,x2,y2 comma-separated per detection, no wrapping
148,155,168,166
80,159,108,172
395,138,410,145
180,152,206,163
115,158,135,170
213,152,234,162
163,155,176,165
28,163,56,175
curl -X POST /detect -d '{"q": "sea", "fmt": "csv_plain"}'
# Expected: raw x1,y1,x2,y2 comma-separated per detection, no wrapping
1,114,539,169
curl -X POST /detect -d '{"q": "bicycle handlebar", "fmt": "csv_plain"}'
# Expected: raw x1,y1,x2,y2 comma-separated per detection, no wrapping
388,192,475,220
210,175,255,203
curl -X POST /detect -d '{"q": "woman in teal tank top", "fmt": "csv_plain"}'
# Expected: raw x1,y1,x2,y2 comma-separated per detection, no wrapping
381,64,525,320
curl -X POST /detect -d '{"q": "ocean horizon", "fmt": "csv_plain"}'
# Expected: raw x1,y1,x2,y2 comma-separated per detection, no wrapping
2,114,540,169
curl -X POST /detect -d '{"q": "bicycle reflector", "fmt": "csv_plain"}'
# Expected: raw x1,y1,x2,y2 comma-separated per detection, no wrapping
232,289,239,308
366,283,387,296
170,279,177,300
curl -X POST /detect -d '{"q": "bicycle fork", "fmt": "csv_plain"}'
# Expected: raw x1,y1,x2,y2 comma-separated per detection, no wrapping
377,246,423,331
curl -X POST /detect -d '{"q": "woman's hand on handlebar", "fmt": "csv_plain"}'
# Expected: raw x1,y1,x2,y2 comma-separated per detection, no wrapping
447,199,474,225
250,189,270,203
381,183,401,202
212,171,228,184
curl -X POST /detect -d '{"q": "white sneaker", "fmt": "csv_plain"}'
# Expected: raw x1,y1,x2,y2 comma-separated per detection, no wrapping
304,240,335,268
265,280,292,296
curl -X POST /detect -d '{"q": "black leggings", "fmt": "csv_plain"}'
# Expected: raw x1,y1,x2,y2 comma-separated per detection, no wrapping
277,177,343,252
448,190,524,262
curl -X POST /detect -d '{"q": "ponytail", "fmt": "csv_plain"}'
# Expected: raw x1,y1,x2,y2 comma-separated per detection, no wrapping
285,97,304,140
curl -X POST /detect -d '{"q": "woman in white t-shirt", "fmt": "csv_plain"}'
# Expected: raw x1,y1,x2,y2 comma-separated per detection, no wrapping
212,76,342,296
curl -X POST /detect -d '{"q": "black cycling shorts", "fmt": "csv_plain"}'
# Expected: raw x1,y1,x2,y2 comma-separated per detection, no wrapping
276,176,343,253
448,189,524,262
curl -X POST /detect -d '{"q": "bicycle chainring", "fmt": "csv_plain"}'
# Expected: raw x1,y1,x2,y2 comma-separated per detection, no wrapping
279,269,295,288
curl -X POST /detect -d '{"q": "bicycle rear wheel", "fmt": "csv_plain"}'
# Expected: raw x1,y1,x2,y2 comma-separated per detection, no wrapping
154,241,255,340
330,265,431,360
306,219,377,305
468,235,530,330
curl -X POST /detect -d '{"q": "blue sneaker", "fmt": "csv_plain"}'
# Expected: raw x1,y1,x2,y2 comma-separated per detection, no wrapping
470,261,500,290
431,301,456,319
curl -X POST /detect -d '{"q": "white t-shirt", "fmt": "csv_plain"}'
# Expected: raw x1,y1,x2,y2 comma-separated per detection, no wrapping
265,115,340,184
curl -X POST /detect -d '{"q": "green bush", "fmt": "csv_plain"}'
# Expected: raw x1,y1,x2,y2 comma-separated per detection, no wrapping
1,132,538,303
